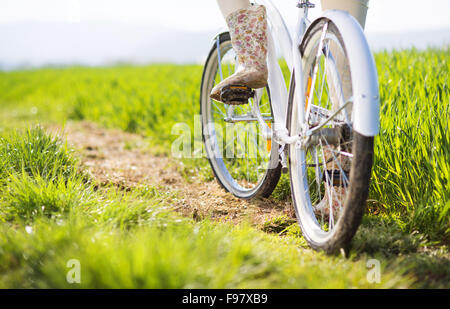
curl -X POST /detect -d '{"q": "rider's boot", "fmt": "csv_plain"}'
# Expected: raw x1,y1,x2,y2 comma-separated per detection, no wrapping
210,4,269,105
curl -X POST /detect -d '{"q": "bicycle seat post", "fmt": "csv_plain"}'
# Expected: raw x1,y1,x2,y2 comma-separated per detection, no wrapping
297,0,315,19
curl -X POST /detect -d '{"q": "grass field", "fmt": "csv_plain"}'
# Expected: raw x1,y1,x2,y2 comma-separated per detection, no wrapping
0,47,448,288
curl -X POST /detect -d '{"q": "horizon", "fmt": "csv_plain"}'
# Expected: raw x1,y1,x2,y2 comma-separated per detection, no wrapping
1,0,450,70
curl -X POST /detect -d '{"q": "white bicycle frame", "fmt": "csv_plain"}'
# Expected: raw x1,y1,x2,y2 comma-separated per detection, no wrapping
214,0,379,166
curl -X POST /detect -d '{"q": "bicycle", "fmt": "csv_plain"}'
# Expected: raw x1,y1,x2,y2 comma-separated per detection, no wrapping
200,0,379,254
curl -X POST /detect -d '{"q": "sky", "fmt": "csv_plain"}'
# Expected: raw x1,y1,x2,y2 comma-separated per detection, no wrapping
2,0,450,32
0,0,449,69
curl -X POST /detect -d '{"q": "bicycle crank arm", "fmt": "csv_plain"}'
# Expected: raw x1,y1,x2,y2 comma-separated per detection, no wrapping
223,115,273,123
303,126,351,148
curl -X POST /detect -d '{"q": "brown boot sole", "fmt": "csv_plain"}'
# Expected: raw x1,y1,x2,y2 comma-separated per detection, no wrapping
220,85,255,105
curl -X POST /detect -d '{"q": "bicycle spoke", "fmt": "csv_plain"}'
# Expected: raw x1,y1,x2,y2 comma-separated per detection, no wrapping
305,22,329,122
212,101,226,117
313,148,323,203
321,133,350,186
319,140,334,221
301,28,356,230
318,42,330,108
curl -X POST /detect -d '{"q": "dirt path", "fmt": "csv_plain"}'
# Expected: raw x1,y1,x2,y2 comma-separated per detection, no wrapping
57,121,295,229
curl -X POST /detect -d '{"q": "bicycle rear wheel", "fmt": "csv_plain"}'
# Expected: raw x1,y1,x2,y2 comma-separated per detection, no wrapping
287,19,375,253
200,32,281,199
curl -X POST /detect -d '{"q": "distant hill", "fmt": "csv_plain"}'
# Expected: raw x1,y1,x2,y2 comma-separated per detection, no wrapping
0,21,448,70
367,28,450,51
0,22,217,70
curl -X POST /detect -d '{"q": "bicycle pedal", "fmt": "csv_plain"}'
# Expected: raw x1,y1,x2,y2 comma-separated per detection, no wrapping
220,85,255,105
324,169,350,187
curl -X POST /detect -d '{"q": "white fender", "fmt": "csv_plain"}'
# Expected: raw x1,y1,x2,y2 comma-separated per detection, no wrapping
320,10,380,136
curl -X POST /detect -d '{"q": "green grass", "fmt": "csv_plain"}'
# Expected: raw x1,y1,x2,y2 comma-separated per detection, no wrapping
0,128,413,288
0,47,449,288
370,49,450,240
0,51,447,241
0,126,79,182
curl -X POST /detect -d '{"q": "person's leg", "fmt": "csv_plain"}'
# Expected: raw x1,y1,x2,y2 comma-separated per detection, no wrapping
211,0,269,104
321,0,370,114
216,0,250,18
321,0,369,28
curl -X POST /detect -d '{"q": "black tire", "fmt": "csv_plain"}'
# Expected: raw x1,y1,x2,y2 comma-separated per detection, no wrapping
200,32,281,199
287,19,375,254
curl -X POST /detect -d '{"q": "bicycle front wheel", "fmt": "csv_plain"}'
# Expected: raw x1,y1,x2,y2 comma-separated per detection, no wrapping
200,32,281,199
287,19,375,253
